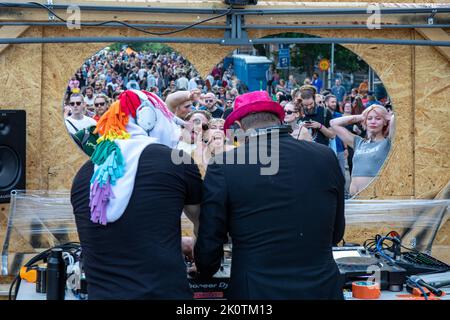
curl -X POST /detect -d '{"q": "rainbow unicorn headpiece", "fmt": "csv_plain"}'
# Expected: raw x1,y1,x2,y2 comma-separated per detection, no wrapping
89,89,180,225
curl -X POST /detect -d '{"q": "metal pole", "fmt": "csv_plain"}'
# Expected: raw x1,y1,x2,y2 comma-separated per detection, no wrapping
0,21,229,30
1,22,449,31
234,7,450,15
0,2,230,14
327,59,331,89
0,36,224,45
1,2,450,15
251,37,450,47
243,24,450,30
330,43,335,89
231,14,237,39
0,36,449,47
236,15,242,40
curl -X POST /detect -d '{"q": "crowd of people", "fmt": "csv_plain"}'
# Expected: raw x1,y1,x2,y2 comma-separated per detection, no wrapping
66,47,396,300
64,46,394,197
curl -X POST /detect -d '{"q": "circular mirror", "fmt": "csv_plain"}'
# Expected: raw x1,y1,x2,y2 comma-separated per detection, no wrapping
204,32,395,198
62,42,203,157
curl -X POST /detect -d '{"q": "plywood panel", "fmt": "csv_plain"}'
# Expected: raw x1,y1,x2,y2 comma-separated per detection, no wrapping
0,27,43,190
40,27,109,190
414,32,450,199
0,5,448,197
248,28,415,198
0,204,10,257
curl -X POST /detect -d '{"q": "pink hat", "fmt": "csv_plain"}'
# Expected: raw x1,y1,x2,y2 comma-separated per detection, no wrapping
224,91,285,130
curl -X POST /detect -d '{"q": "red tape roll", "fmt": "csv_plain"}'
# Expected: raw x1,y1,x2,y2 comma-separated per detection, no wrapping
352,281,381,299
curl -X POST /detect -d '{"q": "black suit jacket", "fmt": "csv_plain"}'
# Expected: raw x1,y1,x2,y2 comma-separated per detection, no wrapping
194,131,345,300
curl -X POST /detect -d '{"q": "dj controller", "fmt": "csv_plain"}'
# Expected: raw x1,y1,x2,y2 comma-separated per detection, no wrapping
188,240,450,299
334,246,449,287
11,233,450,300
187,245,232,299
333,246,407,291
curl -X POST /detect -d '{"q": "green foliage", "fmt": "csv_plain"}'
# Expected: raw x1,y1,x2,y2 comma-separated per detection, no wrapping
108,43,123,52
108,42,174,54
263,32,369,74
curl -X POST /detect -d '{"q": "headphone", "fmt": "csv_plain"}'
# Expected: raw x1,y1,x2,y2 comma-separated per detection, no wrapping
135,100,157,134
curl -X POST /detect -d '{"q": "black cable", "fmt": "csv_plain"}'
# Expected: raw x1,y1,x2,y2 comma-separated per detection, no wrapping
363,234,395,253
28,1,67,21
8,242,80,300
22,2,233,36
8,275,19,300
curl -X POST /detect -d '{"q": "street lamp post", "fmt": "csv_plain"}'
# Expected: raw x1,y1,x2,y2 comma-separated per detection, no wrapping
328,42,335,89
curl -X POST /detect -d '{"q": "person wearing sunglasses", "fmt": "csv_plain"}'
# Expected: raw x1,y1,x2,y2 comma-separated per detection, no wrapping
315,94,325,107
65,94,97,135
283,102,312,142
177,110,211,155
92,94,110,122
200,92,223,119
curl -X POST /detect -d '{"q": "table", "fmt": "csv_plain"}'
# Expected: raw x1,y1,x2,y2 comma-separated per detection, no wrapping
345,271,450,300
16,270,450,300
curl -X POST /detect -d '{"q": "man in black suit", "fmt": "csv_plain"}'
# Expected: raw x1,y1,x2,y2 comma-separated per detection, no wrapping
194,91,345,300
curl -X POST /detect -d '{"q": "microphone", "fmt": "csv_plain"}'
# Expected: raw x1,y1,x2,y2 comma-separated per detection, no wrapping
408,276,443,297
429,280,450,289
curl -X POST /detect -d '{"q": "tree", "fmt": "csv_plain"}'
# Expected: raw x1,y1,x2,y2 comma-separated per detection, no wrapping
262,32,369,76
108,42,174,54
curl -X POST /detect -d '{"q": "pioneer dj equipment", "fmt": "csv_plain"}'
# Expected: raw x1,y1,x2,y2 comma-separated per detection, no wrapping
187,243,232,300
188,259,231,300
362,232,450,276
396,251,450,275
333,246,406,291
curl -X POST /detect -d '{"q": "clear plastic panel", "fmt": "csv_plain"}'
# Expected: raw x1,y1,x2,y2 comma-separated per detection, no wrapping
344,200,450,263
2,191,449,276
0,190,196,275
1,190,78,276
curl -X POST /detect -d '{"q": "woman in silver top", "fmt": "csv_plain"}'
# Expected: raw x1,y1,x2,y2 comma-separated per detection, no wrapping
330,104,395,196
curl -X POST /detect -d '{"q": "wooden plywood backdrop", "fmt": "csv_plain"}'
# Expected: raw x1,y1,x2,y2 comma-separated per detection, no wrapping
0,10,449,260
1,26,447,198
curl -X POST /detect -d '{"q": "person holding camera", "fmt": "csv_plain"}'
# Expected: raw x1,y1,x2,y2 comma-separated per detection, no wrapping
300,90,335,146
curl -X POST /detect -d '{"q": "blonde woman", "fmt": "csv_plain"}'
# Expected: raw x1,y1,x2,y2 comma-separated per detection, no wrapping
330,104,394,196
192,117,234,177
205,118,234,160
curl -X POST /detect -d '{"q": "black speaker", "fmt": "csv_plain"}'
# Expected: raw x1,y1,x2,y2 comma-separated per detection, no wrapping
0,110,26,203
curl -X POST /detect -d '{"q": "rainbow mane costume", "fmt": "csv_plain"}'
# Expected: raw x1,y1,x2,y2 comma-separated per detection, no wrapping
89,90,179,225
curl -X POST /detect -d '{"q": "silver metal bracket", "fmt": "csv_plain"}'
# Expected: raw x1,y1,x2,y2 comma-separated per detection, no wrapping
47,0,56,21
223,13,250,46
427,9,437,25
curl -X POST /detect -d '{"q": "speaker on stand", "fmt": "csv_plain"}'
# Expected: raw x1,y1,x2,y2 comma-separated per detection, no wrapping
0,110,26,203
